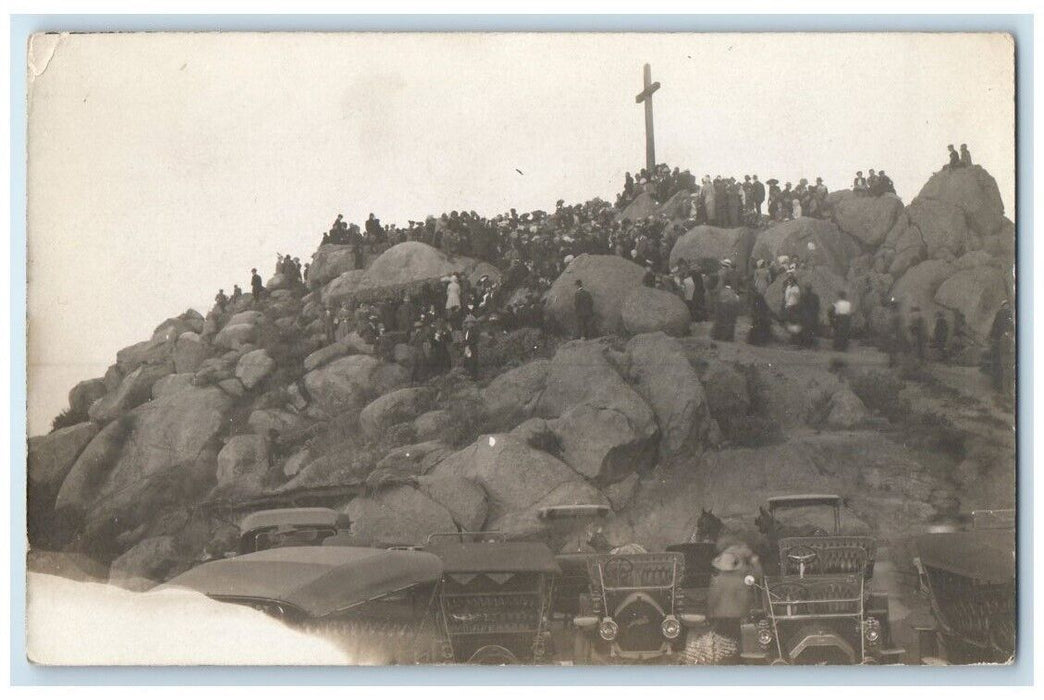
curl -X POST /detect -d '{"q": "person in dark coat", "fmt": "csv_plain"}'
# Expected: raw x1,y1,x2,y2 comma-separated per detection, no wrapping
829,291,853,351
960,143,973,167
689,269,707,322
574,280,596,339
798,284,820,348
751,175,766,218
931,311,950,361
214,289,229,313
747,292,774,346
711,284,741,342
947,144,961,169
250,268,264,306
908,305,927,360
987,301,1014,397
462,314,481,379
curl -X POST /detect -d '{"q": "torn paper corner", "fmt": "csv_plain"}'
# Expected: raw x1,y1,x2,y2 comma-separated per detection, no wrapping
28,33,67,82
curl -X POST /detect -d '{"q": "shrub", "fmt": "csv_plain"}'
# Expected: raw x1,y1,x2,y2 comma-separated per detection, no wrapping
51,407,87,432
849,370,909,422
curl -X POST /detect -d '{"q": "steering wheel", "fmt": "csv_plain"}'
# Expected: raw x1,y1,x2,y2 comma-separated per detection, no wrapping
784,544,819,574
602,556,634,586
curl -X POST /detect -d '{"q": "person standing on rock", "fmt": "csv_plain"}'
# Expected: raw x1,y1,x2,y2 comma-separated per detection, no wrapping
574,279,596,340
960,144,974,167
931,311,950,361
829,291,853,351
747,291,774,346
987,300,1014,399
250,268,264,306
908,305,927,361
751,175,766,219
798,283,820,348
463,313,481,379
711,284,741,342
445,274,462,326
231,284,243,307
702,176,717,224
214,289,229,313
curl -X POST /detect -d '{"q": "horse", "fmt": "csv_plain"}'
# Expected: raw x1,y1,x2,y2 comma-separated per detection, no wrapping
691,508,725,544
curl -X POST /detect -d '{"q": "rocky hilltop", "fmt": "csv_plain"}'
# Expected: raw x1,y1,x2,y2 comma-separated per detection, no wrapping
28,163,1015,592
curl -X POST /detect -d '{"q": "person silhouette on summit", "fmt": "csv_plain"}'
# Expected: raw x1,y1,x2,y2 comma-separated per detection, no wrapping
574,279,595,340
960,144,973,167
251,267,264,307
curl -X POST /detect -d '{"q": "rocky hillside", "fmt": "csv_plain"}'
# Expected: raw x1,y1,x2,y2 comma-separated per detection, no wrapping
28,163,1015,593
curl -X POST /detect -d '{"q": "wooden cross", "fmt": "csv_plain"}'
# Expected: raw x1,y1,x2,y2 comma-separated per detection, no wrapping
635,63,661,172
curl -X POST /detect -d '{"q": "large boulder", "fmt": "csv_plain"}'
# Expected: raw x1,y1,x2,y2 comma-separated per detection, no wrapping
215,434,270,490
88,362,173,424
620,286,691,337
889,259,956,321
247,409,308,437
825,385,871,429
173,332,207,374
626,333,712,459
367,440,453,488
884,217,927,278
480,359,549,430
906,197,975,260
57,386,235,530
669,226,757,275
830,192,905,247
414,475,488,532
549,395,658,485
115,337,173,375
151,373,195,399
307,244,358,288
934,266,1012,342
698,360,750,421
266,273,289,292
28,422,99,496
751,218,863,277
321,269,367,306
321,242,500,302
535,341,622,417
544,255,646,337
212,323,258,351
107,535,184,591
234,349,275,390
431,434,607,536
68,378,107,418
763,266,852,328
345,485,456,546
536,343,658,484
359,387,433,440
616,191,660,222
303,342,350,373
915,165,1006,238
301,354,382,413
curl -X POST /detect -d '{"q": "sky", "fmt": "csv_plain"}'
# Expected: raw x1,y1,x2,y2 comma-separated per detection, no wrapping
26,32,1015,436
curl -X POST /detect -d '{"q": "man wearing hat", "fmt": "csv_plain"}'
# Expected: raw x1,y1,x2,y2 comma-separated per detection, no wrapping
250,267,264,307
574,280,596,340
706,544,758,658
462,312,481,379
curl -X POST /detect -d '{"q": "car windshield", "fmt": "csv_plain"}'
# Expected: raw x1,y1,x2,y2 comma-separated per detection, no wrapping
770,505,837,533
256,527,336,550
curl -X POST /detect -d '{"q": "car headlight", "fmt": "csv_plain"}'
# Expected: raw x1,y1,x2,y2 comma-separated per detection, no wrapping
598,617,619,642
864,617,881,644
757,619,774,647
661,615,681,639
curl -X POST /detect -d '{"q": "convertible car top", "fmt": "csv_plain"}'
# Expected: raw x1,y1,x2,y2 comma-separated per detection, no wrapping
915,529,1015,585
425,541,561,575
160,546,443,618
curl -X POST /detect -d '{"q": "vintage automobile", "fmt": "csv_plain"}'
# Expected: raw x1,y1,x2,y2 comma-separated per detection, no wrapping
237,507,348,554
425,532,561,664
160,545,444,663
572,550,706,663
740,494,904,664
912,508,1016,664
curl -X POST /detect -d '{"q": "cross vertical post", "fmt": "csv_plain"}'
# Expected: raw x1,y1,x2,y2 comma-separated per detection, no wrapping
635,63,661,173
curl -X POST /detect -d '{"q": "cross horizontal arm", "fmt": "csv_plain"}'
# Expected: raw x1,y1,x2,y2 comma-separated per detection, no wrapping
635,82,661,103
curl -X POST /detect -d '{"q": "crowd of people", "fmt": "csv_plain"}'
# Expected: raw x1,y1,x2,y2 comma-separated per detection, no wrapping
209,146,1010,396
